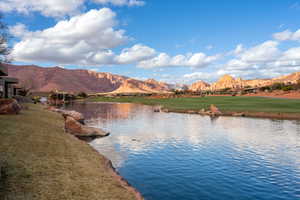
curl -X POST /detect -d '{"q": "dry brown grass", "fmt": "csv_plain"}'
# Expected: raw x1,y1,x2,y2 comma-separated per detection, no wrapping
0,104,137,200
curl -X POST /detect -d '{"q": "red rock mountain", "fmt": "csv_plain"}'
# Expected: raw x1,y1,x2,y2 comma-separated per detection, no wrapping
7,64,300,93
189,73,300,91
6,64,171,93
189,80,210,91
111,78,171,94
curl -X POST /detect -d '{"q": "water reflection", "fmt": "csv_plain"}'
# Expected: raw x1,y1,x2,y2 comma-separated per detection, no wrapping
67,103,300,200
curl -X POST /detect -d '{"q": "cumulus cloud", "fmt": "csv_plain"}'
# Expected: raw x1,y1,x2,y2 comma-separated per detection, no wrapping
183,72,218,82
93,0,145,6
10,7,218,69
116,44,156,64
0,0,85,18
239,40,280,63
138,52,220,69
9,23,29,38
273,29,300,41
10,8,130,65
280,47,300,61
224,41,280,73
233,44,244,55
0,0,145,17
220,39,300,80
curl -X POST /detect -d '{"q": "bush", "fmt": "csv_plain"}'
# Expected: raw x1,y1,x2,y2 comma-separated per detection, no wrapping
49,92,75,101
259,86,271,92
18,89,31,96
271,82,285,90
77,92,88,98
282,85,293,91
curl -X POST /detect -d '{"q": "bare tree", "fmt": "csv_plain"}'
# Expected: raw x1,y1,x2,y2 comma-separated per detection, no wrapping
0,13,11,64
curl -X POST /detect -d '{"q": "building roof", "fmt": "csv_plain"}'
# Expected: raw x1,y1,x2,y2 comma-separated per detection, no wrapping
0,64,8,76
0,77,19,84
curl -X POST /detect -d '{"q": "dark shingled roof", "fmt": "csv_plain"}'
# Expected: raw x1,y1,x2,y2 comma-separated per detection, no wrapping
0,63,8,76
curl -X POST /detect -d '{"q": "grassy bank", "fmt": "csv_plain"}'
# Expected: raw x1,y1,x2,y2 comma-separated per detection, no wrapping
0,104,138,200
89,96,300,117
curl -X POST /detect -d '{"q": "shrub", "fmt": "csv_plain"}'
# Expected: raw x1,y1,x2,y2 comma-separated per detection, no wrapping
282,85,293,91
77,92,88,98
271,82,285,90
259,86,271,92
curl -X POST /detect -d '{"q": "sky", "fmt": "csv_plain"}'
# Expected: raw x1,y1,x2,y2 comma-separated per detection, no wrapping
2,0,300,83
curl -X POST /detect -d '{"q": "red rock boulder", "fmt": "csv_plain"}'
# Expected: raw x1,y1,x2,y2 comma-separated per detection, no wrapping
0,99,22,115
62,110,85,124
210,104,222,115
65,116,109,138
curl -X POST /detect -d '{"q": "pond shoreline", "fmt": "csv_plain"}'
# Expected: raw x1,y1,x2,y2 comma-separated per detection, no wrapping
165,109,300,120
83,100,300,120
71,101,300,200
0,104,143,200
49,105,144,200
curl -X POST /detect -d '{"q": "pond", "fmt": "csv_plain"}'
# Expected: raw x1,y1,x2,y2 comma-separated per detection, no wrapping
66,102,300,200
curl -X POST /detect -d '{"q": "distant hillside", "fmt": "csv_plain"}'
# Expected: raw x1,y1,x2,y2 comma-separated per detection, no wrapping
110,78,171,94
6,64,171,93
189,72,300,91
6,64,300,93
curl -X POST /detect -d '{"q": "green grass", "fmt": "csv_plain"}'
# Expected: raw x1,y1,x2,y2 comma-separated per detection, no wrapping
89,96,300,113
0,104,136,200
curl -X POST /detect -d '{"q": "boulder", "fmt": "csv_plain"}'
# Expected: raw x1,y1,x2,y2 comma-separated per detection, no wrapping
232,112,245,117
65,116,109,138
62,110,85,124
210,104,222,115
161,108,169,113
198,108,206,115
0,99,22,115
187,110,197,114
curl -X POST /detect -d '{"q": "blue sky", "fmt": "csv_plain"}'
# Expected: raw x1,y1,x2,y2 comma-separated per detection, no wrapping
2,0,300,83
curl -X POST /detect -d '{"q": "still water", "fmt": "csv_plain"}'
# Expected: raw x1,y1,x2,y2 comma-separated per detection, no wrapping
67,102,300,200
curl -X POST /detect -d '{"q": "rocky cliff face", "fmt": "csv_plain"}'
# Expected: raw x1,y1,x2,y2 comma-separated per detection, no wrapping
111,78,170,94
6,64,171,93
6,64,300,93
189,72,300,91
189,80,210,91
210,75,245,90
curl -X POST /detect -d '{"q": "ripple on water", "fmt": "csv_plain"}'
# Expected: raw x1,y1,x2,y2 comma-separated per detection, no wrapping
67,103,300,200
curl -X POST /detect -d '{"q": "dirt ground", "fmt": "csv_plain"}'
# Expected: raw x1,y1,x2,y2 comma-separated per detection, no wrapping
243,90,300,99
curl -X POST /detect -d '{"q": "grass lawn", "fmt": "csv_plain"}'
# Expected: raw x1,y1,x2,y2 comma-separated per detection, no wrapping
89,96,300,114
0,104,137,200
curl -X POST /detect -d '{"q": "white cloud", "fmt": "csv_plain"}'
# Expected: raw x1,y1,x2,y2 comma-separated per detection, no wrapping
183,72,218,82
280,47,300,61
273,29,300,41
0,0,84,18
239,40,280,63
273,30,293,41
225,59,250,70
11,8,129,65
0,0,145,18
9,23,29,38
93,0,145,6
233,44,244,55
138,52,220,69
10,7,219,69
116,44,156,64
219,39,300,80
